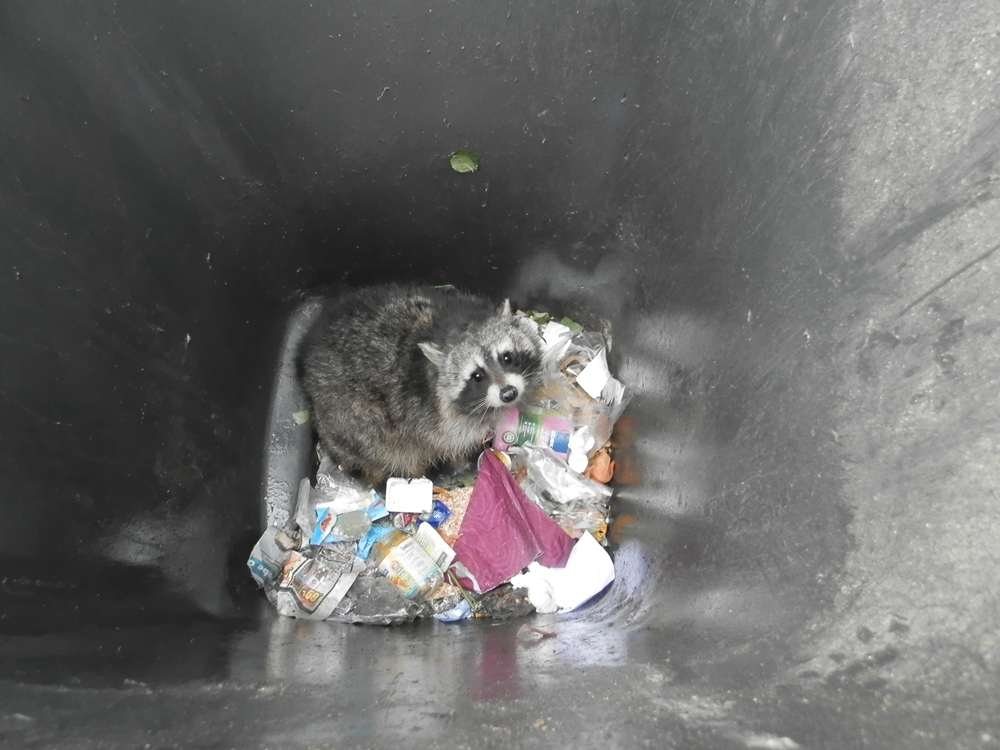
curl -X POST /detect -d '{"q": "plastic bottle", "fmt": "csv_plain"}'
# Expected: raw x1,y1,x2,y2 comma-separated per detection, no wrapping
367,528,443,602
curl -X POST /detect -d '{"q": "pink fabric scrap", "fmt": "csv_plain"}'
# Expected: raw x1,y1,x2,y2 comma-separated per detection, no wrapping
452,450,574,593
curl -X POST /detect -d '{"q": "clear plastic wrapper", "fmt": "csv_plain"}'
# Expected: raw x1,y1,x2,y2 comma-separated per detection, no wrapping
293,460,388,546
326,570,433,625
510,444,613,539
522,326,631,470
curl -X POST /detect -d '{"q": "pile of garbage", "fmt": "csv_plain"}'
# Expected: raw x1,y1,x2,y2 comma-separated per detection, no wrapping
248,311,630,624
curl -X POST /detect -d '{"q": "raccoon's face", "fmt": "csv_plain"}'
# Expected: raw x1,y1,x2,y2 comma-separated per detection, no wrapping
422,313,542,419
456,342,541,414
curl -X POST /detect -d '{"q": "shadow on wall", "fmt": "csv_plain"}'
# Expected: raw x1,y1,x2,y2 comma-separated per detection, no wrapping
509,251,852,649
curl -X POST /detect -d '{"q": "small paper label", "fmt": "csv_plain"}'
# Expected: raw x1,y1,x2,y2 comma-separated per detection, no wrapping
576,349,612,400
414,521,456,571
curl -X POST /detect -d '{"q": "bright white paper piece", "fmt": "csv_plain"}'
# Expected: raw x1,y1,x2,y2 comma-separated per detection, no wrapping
510,531,615,614
576,347,625,405
541,320,572,350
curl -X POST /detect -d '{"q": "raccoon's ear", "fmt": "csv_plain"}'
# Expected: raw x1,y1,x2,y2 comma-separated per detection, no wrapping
499,298,512,317
418,342,445,367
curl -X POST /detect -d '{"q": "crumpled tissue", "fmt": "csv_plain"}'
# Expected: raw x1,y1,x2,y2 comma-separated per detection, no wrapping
509,530,615,614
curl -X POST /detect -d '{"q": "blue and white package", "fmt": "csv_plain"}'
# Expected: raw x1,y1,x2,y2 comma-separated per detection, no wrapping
312,493,388,545
433,598,472,622
424,499,451,528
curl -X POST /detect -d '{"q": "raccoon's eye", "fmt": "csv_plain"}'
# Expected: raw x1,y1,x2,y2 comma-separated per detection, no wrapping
500,351,513,365
470,370,485,383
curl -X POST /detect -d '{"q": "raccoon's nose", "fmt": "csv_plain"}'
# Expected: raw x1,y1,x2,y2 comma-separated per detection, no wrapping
499,385,519,403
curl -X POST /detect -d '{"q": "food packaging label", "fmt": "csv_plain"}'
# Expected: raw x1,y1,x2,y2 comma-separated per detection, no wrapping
268,550,367,620
377,536,441,599
311,494,388,545
414,521,456,571
493,406,572,457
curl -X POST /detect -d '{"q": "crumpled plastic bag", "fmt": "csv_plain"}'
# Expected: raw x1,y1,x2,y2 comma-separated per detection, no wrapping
452,450,575,594
292,459,387,546
511,444,614,538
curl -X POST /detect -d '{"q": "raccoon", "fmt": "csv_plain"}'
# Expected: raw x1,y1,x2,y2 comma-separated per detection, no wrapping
299,283,543,485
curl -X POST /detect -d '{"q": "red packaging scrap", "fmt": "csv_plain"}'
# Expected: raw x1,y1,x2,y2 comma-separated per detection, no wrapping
452,450,575,593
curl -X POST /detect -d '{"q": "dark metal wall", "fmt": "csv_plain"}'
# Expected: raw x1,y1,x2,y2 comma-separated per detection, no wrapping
2,0,999,747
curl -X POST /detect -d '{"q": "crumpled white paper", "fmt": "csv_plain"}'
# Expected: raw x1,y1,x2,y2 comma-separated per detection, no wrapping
510,531,615,614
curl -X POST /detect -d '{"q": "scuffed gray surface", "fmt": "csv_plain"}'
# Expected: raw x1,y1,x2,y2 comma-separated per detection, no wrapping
261,299,322,529
1,0,999,748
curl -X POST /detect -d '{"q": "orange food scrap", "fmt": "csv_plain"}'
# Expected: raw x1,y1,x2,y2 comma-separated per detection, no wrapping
583,447,615,483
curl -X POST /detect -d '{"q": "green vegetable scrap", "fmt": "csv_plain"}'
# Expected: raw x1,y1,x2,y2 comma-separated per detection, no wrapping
524,310,583,330
292,410,311,426
448,149,480,173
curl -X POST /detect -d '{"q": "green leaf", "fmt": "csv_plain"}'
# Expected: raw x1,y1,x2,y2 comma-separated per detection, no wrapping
448,149,480,173
559,316,584,331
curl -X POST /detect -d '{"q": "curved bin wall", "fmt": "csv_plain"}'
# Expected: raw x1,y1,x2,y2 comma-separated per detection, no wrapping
2,1,998,747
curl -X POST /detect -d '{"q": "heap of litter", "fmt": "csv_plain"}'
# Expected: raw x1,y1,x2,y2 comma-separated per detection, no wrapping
248,311,630,624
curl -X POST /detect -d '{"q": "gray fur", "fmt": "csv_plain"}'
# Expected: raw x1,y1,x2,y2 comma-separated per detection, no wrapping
299,284,542,485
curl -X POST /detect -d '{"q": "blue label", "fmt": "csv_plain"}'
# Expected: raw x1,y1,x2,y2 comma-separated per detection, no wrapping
248,556,277,585
549,430,570,455
356,522,394,560
426,499,451,528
